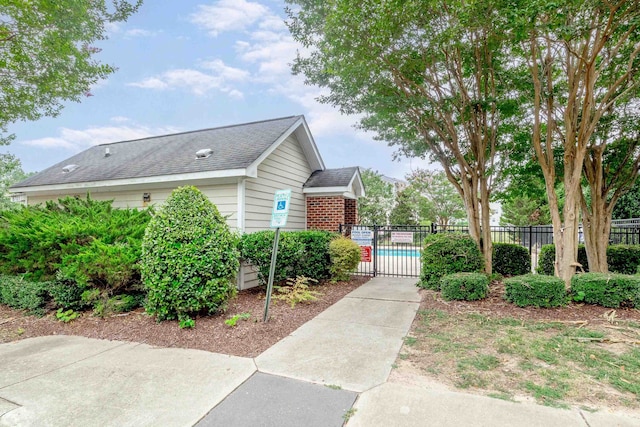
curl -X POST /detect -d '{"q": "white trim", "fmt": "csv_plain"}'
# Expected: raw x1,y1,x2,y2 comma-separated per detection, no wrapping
303,186,350,194
10,168,254,194
237,178,246,232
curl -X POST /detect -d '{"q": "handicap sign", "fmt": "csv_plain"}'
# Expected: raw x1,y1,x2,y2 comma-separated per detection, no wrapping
271,189,292,228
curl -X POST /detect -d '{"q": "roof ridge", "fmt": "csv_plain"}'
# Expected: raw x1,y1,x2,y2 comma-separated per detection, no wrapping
98,115,303,146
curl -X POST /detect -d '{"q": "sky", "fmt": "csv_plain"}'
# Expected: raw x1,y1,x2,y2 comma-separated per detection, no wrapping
5,0,433,179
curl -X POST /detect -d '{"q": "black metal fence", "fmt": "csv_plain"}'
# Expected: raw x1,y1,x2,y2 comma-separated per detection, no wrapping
339,220,640,277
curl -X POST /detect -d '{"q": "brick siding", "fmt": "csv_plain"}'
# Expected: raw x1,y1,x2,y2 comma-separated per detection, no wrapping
306,196,358,231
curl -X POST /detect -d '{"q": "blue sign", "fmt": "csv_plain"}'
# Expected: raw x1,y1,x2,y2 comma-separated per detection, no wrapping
271,189,292,228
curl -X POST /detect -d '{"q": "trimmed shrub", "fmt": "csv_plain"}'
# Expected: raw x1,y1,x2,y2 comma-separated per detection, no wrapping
607,245,640,275
440,272,489,301
0,275,52,315
295,230,336,280
571,273,640,308
537,244,588,275
493,243,531,276
329,237,361,282
504,274,566,308
141,186,240,326
240,231,305,284
419,233,484,290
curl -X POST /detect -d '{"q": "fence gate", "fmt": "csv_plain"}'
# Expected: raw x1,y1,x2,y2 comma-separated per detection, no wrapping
339,224,432,278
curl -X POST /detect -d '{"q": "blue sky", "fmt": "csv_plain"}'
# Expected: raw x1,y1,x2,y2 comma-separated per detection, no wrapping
6,0,431,179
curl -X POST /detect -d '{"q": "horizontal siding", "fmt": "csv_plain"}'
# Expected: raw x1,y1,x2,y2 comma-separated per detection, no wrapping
26,183,239,229
244,134,311,233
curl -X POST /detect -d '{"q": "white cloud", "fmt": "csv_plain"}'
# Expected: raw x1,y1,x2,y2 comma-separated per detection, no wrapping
200,59,250,82
190,0,269,36
125,28,158,38
110,116,131,123
21,125,181,151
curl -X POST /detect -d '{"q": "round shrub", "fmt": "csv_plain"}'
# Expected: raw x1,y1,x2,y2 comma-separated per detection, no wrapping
537,244,588,275
419,233,484,290
492,243,531,276
329,237,361,282
570,273,640,308
240,231,305,284
440,272,489,301
504,274,566,308
141,186,240,327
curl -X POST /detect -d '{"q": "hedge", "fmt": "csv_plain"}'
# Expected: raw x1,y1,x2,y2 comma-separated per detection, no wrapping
0,275,52,316
571,273,640,308
418,233,484,290
440,272,489,301
537,244,588,275
492,243,531,276
504,274,566,308
537,244,640,275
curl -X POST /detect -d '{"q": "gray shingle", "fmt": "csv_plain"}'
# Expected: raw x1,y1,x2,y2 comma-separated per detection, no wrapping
13,116,302,188
304,167,359,188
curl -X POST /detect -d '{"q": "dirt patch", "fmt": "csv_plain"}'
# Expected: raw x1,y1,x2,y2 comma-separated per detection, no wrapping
0,276,371,358
391,282,640,415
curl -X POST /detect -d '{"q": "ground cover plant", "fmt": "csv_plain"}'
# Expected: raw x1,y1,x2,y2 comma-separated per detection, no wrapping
394,283,640,412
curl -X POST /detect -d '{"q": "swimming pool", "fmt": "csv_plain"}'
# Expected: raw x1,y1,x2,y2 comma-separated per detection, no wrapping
376,248,421,257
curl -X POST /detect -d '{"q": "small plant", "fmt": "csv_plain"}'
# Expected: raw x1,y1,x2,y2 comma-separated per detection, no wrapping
419,233,484,290
342,408,357,422
0,275,52,316
504,274,566,308
274,276,322,308
440,272,489,301
179,318,195,329
225,312,251,327
329,237,361,282
55,308,80,323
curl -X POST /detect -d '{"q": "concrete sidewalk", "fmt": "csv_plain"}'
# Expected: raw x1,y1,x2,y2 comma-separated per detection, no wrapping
2,276,640,426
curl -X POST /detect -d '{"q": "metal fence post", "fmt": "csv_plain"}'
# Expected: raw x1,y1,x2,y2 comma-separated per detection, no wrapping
528,226,533,255
373,225,378,277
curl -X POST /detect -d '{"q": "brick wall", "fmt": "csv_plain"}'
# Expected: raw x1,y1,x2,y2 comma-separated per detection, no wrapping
307,195,357,231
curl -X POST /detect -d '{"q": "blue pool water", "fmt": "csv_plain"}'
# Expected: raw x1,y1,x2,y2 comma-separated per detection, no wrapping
377,249,421,257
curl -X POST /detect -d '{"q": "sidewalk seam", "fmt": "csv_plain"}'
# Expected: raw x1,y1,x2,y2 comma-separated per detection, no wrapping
578,409,592,427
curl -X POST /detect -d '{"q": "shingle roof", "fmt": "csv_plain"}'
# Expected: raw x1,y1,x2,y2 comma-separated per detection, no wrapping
12,116,303,188
304,167,360,188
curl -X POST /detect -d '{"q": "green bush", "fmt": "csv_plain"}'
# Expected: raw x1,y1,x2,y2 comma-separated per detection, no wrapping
0,195,151,282
606,245,640,275
49,273,87,311
504,274,566,308
419,233,484,290
537,244,588,275
493,243,531,276
440,272,489,301
329,237,361,282
240,231,305,284
0,275,52,315
141,186,240,326
295,230,336,280
570,273,640,308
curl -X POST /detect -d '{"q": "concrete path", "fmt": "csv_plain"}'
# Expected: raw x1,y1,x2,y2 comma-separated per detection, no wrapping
2,276,640,426
255,277,420,392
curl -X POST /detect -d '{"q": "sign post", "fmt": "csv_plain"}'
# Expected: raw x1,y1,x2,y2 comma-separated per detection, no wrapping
263,189,291,322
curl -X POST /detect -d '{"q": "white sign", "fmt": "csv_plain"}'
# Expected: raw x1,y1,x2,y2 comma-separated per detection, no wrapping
351,229,373,240
270,189,292,228
391,231,414,243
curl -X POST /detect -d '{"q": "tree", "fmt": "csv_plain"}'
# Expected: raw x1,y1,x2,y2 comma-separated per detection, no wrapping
389,188,419,225
357,169,394,224
0,154,33,211
287,0,519,274
0,0,142,145
500,196,551,226
513,0,640,282
612,180,640,220
406,169,466,227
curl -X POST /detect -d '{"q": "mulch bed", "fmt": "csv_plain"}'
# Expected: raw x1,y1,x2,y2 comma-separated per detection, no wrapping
0,276,371,358
419,280,640,324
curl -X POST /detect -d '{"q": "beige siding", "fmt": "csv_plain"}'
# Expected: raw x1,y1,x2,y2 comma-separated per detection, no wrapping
244,134,312,234
26,183,239,229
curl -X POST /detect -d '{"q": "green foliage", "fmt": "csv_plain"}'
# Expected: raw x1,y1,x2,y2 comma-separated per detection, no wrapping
0,0,142,145
224,312,251,327
606,245,640,275
493,243,531,276
329,237,361,282
406,169,465,226
55,308,80,323
240,230,336,284
357,168,394,224
440,273,489,301
537,244,589,275
49,274,87,311
389,188,419,225
141,186,240,325
500,195,551,226
275,276,322,308
419,233,484,290
612,180,640,219
0,154,33,211
0,275,51,315
0,195,151,281
570,273,640,308
504,275,566,308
